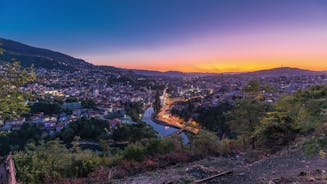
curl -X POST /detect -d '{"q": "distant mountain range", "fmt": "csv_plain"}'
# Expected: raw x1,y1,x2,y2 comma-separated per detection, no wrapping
239,67,325,78
0,37,325,77
130,69,227,77
130,67,325,78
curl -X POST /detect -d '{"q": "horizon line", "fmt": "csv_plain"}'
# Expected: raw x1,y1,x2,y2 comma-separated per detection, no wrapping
96,64,327,74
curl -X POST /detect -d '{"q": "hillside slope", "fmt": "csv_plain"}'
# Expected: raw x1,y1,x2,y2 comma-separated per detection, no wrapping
116,149,326,184
0,38,92,70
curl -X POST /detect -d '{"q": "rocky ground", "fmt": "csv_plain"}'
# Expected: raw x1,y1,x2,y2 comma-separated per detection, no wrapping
113,148,327,184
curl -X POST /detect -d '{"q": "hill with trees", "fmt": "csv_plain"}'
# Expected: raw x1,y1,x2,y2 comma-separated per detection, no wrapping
0,38,92,70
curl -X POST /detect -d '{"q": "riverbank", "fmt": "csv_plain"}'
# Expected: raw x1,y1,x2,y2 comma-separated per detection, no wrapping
142,107,189,144
156,92,200,134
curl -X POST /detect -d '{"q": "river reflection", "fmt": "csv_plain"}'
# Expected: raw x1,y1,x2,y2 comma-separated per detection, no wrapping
142,107,189,144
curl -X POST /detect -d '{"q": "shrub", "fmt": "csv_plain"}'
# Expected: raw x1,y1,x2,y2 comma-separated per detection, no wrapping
275,85,327,132
144,138,174,156
305,134,327,155
251,112,298,152
14,140,102,183
190,130,218,156
122,143,145,161
216,138,237,155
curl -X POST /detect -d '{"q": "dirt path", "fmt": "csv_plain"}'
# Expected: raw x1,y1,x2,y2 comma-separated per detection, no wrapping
115,149,327,184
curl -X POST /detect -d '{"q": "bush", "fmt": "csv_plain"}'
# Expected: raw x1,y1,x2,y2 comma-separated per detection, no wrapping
30,101,61,115
0,123,42,156
14,140,102,183
144,138,174,156
275,85,327,132
112,123,157,142
122,143,145,161
59,118,109,145
195,103,232,138
190,130,218,157
251,112,298,152
216,138,237,155
305,134,327,155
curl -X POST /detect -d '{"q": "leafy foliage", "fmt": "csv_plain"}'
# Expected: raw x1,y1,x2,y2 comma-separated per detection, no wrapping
243,79,275,100
228,85,327,152
251,112,298,152
0,48,4,55
111,123,157,142
227,99,270,143
275,85,327,132
305,133,327,155
121,137,181,161
14,140,101,183
0,123,42,156
30,101,61,115
81,98,96,109
195,103,232,138
0,62,35,119
153,90,161,113
124,101,144,122
189,130,218,156
59,118,109,145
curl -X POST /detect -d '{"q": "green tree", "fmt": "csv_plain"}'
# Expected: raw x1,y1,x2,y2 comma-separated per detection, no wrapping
190,130,218,156
122,143,145,161
243,79,274,100
0,123,42,156
59,118,109,145
124,101,144,122
30,101,61,115
251,112,298,152
274,85,327,132
0,48,4,55
195,103,232,139
81,98,96,109
112,123,157,142
243,79,260,94
153,90,161,113
226,98,269,145
0,62,35,119
0,132,10,155
14,140,101,183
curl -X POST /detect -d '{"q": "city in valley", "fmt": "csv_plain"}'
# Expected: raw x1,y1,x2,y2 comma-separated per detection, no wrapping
1,1,327,183
0,38,326,183
5,64,326,137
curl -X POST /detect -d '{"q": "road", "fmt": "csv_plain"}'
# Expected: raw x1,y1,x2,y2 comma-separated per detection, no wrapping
155,89,199,134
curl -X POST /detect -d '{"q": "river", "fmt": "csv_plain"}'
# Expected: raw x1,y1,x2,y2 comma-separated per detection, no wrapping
142,107,189,144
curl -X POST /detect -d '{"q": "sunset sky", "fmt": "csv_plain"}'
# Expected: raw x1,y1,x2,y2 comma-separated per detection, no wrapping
1,0,327,72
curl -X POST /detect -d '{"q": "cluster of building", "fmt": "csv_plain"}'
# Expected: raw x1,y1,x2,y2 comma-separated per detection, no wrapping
0,100,138,135
167,73,327,108
1,68,157,134
1,66,327,135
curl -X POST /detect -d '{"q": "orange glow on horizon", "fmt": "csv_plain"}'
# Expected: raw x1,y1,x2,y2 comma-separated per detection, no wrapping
84,25,327,72
113,59,327,73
